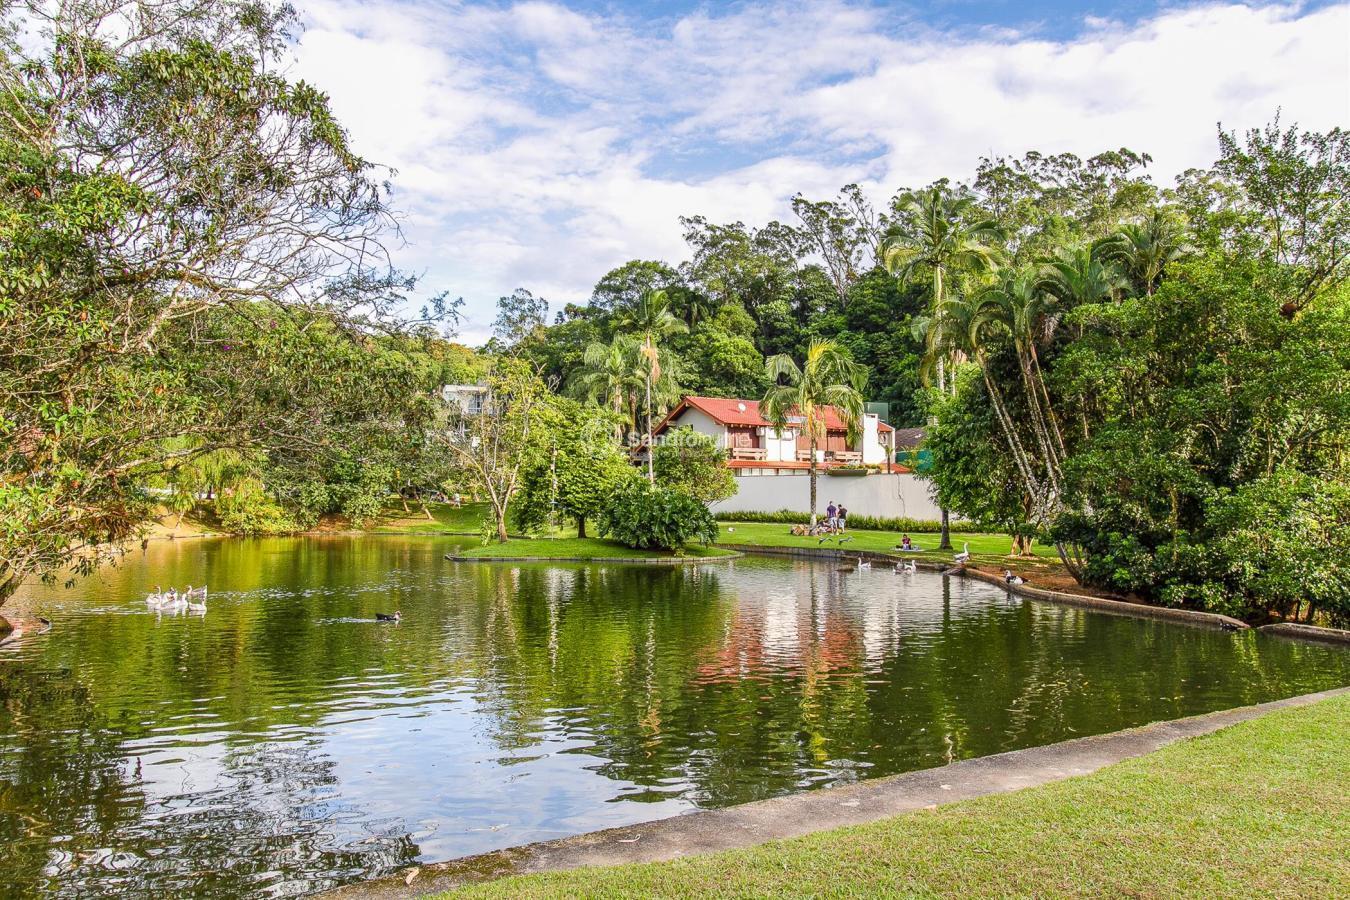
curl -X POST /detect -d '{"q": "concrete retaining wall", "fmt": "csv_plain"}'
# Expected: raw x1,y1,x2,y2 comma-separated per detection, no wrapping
720,543,1251,631
1257,622,1350,645
712,472,942,520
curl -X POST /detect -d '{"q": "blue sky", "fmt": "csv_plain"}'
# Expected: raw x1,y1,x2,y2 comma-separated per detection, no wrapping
291,1,1350,342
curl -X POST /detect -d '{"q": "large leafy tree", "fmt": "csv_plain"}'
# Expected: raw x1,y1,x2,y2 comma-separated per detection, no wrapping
440,358,552,543
652,427,737,505
513,400,636,539
761,340,866,525
0,0,447,605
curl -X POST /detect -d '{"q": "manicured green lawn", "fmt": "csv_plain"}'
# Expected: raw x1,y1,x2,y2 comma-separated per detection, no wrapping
441,692,1350,899
453,537,738,560
373,501,494,533
717,521,1059,563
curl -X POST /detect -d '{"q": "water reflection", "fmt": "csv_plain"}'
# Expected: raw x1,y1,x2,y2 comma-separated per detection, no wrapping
1,536,1346,897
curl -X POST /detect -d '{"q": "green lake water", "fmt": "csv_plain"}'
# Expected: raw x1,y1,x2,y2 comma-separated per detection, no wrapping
1,535,1346,896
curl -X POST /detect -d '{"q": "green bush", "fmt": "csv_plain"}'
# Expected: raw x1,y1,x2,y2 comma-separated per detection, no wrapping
712,508,959,534
215,478,307,534
1054,471,1350,626
599,481,719,551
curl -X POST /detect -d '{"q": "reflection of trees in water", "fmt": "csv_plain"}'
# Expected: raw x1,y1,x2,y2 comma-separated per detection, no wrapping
0,666,149,897
0,665,419,898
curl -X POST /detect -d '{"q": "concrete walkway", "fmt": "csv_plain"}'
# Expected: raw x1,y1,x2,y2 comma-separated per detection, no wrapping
323,685,1349,899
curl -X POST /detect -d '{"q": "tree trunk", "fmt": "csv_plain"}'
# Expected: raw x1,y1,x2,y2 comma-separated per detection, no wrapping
421,496,435,520
494,501,509,543
577,516,587,539
939,508,951,550
644,375,655,483
808,433,818,526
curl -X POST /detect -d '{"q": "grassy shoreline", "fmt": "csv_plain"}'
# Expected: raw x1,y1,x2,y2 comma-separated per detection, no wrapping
437,692,1350,898
451,537,737,561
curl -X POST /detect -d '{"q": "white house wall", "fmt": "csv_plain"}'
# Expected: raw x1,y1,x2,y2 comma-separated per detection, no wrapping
861,415,885,464
670,408,726,447
712,473,942,521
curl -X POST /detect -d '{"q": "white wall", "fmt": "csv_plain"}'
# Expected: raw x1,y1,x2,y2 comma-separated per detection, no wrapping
861,414,885,464
712,472,942,521
672,408,725,446
762,426,797,462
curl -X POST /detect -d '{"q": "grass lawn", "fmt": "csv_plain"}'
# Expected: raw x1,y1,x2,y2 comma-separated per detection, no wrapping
453,536,738,560
372,501,494,534
717,521,1060,564
441,692,1350,898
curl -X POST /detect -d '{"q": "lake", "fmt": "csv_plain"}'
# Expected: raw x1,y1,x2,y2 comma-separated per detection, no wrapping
2,535,1346,897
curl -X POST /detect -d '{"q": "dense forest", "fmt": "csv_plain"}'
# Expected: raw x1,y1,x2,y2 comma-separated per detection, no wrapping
2,0,1345,625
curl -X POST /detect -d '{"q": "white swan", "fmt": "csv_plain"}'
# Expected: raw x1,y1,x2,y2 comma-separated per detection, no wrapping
953,542,971,565
857,557,871,569
897,559,916,573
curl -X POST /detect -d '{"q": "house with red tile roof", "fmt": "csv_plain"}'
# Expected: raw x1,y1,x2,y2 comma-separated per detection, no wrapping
650,395,898,474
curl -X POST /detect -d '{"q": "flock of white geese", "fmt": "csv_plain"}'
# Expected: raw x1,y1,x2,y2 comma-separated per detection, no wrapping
146,585,208,613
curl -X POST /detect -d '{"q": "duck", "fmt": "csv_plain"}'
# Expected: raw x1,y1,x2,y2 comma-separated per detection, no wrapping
376,612,402,622
953,542,971,565
1002,569,1025,586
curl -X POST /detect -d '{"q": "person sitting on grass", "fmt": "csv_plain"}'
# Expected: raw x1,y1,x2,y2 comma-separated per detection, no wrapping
896,534,920,551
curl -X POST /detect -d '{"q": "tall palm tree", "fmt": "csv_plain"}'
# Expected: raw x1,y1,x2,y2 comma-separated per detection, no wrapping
927,293,1053,528
1094,209,1187,298
881,186,1001,547
570,334,642,438
974,267,1066,464
617,290,688,481
880,186,1003,391
1038,245,1129,308
761,339,866,526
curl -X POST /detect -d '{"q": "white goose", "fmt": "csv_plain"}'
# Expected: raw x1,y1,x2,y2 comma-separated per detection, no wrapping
953,542,971,565
897,559,917,573
185,585,207,612
857,557,871,570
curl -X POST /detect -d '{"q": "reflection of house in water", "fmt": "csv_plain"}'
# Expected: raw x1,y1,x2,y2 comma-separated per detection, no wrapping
694,562,869,684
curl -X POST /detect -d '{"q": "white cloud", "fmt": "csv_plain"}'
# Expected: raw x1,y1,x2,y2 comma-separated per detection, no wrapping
290,1,1350,343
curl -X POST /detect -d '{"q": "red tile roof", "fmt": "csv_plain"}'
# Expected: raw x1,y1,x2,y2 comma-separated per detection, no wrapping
657,396,888,434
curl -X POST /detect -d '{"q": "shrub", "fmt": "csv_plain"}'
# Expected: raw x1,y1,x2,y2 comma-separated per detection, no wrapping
599,481,719,551
216,478,307,534
652,428,738,503
712,509,961,534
